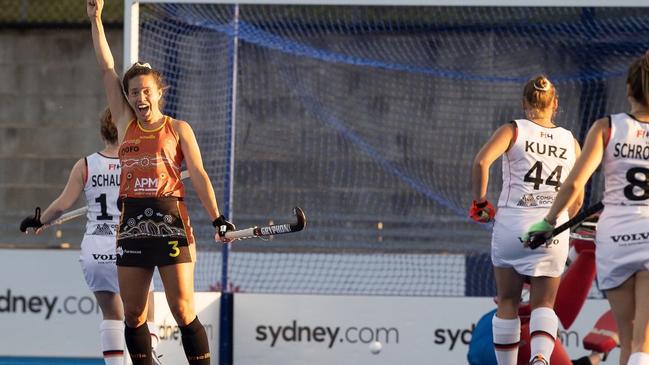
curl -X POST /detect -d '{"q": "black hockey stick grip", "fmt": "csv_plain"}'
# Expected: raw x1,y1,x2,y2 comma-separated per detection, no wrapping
551,201,603,236
527,201,603,249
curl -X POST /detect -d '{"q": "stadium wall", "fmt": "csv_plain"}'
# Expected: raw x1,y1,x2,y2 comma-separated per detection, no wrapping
0,29,124,247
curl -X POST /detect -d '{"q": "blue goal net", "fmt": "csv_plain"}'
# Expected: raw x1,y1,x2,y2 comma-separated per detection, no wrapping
137,4,649,296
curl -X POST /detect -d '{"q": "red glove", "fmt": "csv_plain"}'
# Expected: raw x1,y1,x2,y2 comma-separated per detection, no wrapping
469,200,495,223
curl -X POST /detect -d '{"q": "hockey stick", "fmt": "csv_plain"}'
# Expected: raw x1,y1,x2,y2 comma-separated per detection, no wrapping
51,206,88,225
49,170,191,226
224,207,306,240
527,201,604,249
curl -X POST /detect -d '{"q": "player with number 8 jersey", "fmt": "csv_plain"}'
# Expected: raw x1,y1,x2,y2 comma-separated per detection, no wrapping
596,112,649,291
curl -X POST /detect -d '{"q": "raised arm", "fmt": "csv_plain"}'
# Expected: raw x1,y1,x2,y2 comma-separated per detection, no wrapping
87,0,133,141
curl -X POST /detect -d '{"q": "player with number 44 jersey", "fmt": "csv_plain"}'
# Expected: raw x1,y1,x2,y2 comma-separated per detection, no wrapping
471,76,583,365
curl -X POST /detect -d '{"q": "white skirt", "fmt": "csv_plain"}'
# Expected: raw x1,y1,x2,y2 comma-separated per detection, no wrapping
491,207,569,277
595,205,649,291
79,235,154,293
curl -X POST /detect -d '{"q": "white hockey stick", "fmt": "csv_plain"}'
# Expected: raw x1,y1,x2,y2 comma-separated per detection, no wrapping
50,170,190,226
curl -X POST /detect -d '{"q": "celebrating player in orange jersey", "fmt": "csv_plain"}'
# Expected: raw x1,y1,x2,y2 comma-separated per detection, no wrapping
471,75,583,365
525,52,649,365
87,0,234,364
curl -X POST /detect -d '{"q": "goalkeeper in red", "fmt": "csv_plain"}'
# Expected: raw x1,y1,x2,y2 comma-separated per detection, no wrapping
524,52,649,365
471,75,582,365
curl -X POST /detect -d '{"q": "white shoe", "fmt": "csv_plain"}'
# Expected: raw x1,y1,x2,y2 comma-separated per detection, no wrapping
529,354,549,365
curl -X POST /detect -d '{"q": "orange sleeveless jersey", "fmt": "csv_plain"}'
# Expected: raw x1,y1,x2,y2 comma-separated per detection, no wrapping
119,116,185,198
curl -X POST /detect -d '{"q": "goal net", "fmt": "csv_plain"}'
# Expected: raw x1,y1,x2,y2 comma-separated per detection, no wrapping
134,3,649,296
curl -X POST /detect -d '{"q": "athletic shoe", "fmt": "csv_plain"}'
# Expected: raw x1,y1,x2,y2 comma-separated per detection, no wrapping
529,354,549,365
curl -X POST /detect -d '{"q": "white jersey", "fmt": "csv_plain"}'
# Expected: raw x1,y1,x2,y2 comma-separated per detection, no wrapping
497,119,577,208
84,153,121,236
603,113,649,206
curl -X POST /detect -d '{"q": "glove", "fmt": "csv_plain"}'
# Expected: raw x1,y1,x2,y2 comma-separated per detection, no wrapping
212,214,236,240
523,219,555,249
469,200,495,223
20,207,43,233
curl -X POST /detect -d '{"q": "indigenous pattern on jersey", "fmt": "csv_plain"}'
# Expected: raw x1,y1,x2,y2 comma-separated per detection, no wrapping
603,113,649,206
84,153,121,236
119,116,184,198
497,119,577,208
116,197,194,267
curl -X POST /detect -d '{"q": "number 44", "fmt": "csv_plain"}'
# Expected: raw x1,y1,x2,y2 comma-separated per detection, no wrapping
524,161,563,191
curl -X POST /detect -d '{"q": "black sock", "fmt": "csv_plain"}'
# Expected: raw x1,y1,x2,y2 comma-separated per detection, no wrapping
125,322,152,365
179,316,211,365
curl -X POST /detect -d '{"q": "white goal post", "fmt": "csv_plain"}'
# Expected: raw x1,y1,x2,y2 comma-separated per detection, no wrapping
124,0,649,68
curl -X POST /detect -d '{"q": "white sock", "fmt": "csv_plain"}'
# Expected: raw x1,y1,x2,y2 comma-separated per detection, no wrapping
628,352,649,365
99,320,125,365
492,315,521,365
529,307,558,364
147,321,160,350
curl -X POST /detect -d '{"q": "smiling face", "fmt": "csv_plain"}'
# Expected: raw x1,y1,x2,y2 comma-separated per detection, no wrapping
127,74,163,122
122,63,166,122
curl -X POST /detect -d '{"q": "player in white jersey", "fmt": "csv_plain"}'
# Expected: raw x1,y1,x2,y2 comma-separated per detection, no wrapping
20,109,162,365
525,52,649,365
471,76,582,365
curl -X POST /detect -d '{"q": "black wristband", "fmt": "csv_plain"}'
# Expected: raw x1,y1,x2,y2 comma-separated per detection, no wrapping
212,215,227,228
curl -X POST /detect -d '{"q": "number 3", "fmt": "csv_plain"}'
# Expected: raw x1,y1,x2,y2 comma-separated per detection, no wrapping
168,240,180,257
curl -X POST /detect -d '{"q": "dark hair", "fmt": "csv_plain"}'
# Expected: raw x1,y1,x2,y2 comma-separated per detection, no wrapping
122,62,166,108
626,50,649,106
100,108,118,145
522,75,556,111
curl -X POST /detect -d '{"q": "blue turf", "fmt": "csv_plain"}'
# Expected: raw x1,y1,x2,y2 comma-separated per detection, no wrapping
0,358,103,365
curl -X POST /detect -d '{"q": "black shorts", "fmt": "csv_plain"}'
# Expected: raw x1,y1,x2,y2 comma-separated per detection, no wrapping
116,197,194,267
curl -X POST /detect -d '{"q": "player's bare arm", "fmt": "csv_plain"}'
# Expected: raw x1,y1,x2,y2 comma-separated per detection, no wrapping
174,120,235,241
471,122,515,201
87,0,133,142
174,120,221,220
37,158,86,231
545,118,608,224
567,139,584,218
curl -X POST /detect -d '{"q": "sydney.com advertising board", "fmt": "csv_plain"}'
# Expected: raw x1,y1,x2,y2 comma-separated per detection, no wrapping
0,249,220,363
0,249,617,364
235,294,618,365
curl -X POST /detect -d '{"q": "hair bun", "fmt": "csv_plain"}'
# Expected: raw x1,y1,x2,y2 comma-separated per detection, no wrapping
533,77,551,92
